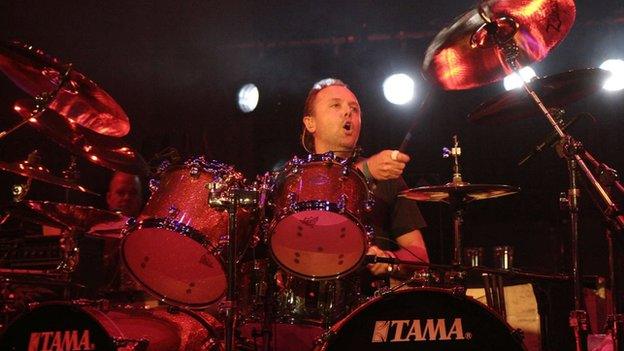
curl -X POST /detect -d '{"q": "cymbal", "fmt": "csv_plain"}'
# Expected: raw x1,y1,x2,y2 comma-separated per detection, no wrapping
469,68,611,124
13,99,148,176
0,158,97,195
0,40,130,137
423,0,576,90
20,201,124,230
400,183,519,204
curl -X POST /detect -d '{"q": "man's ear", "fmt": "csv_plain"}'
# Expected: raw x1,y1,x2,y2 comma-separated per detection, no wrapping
303,115,316,133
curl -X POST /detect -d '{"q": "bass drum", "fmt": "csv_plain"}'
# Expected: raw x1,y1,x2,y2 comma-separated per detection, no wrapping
317,288,527,351
0,302,222,351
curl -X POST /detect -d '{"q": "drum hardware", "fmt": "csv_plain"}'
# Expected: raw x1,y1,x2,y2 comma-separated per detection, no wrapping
209,184,259,351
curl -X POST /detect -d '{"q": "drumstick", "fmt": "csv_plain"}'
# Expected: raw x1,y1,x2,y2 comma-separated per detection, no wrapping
397,83,432,154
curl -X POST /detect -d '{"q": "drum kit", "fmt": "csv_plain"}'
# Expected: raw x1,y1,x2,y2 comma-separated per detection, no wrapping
0,0,622,350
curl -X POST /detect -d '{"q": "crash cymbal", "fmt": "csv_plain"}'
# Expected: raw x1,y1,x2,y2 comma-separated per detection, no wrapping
0,156,97,195
13,99,148,176
400,183,519,204
469,68,610,124
0,40,130,137
423,0,576,90
21,201,124,230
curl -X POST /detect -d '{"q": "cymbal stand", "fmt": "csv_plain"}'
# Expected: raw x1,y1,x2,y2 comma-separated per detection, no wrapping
0,64,73,141
209,185,259,351
471,8,624,350
582,150,624,350
443,135,465,266
62,156,80,203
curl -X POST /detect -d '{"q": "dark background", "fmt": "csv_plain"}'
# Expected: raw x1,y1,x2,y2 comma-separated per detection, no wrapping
0,1,623,338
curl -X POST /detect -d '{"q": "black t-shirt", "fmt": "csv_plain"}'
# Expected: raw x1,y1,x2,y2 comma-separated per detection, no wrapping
366,176,427,251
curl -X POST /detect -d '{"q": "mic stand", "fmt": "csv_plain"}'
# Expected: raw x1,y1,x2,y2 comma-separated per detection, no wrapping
209,186,259,351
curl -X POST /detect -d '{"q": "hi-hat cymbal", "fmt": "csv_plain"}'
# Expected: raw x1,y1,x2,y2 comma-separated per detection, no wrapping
13,99,148,176
423,0,576,90
19,201,124,230
400,183,519,204
0,40,130,137
468,68,611,124
0,158,97,195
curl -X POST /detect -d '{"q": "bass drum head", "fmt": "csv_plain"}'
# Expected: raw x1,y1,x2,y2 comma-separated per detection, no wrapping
0,304,116,351
322,288,526,351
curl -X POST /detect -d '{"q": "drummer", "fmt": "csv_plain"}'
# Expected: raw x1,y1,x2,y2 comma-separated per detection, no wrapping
300,78,429,277
106,171,143,218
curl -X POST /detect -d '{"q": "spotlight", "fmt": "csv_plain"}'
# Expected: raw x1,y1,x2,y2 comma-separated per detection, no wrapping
600,59,624,92
503,66,537,91
237,83,259,113
383,73,415,105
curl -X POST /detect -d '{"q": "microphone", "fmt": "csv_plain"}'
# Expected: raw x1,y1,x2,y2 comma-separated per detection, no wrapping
518,113,593,166
365,254,399,264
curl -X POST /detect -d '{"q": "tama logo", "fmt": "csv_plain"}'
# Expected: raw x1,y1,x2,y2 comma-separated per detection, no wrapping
27,330,96,351
372,318,471,343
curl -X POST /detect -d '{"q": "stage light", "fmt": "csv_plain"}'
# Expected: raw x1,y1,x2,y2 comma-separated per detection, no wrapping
503,66,536,91
383,73,415,105
600,59,624,92
237,83,259,113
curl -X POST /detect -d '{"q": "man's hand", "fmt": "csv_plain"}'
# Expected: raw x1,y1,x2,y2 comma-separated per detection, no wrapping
359,150,410,181
366,245,394,276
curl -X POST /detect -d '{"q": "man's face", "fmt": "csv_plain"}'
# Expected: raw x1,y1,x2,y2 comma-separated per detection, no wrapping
106,174,142,217
305,85,362,154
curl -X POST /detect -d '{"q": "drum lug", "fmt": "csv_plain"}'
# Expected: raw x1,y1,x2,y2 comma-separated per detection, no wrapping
364,225,375,242
125,216,137,228
450,286,466,297
287,192,298,210
364,198,375,212
341,164,349,176
316,329,337,345
337,194,347,213
148,178,160,193
156,159,171,176
168,205,180,218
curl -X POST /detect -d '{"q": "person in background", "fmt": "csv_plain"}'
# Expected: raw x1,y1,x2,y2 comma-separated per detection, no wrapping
106,171,143,217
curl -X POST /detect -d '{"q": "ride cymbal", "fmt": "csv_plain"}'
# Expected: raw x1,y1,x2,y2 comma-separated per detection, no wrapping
468,68,610,124
423,0,576,90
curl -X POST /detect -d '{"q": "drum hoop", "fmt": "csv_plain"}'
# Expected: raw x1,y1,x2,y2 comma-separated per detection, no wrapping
268,204,369,281
120,219,226,309
282,154,371,190
321,287,526,349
